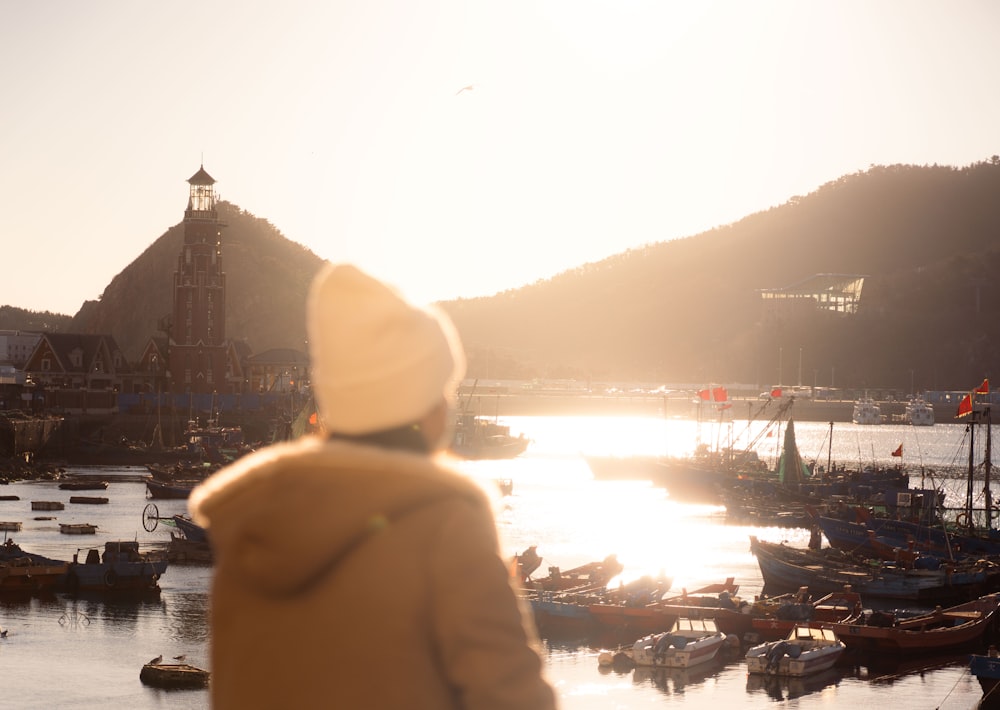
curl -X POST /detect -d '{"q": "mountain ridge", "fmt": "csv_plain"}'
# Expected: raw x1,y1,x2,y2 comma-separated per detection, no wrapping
4,158,999,392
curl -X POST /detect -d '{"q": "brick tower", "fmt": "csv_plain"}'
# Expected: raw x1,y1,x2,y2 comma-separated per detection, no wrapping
166,165,231,394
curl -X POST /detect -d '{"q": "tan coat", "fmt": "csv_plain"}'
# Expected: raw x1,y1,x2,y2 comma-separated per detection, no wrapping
190,437,558,710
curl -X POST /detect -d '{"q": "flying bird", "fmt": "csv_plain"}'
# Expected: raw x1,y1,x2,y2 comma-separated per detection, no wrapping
455,84,474,95
148,655,162,665
173,655,186,662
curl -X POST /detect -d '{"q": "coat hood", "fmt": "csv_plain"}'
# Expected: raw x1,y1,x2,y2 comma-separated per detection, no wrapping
189,438,496,599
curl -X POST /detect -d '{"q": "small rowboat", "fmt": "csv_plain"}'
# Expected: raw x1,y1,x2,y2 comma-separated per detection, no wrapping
69,496,110,505
58,481,109,491
31,501,64,511
60,523,98,535
140,662,210,689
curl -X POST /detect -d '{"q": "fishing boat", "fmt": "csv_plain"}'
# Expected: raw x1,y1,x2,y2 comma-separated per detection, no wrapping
597,617,727,669
748,587,863,641
745,625,845,676
852,396,883,425
588,578,757,638
527,574,673,637
749,536,998,603
140,662,210,689
146,479,196,500
450,381,530,460
904,396,935,426
0,538,67,595
827,592,1000,653
65,541,168,594
969,648,1000,709
450,412,530,459
817,380,1000,560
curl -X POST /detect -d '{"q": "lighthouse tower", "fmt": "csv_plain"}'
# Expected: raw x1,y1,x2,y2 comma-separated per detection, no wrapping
166,165,232,394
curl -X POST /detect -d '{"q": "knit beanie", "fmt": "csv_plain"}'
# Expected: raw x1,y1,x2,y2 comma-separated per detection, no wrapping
306,263,466,435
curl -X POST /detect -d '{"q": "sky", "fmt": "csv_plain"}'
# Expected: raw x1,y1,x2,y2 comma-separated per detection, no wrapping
2,1,999,315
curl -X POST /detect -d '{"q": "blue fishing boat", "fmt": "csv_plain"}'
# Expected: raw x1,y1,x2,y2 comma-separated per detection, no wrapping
749,535,998,603
969,649,1000,708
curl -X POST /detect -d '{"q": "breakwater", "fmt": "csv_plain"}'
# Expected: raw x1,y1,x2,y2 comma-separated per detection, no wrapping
462,394,922,423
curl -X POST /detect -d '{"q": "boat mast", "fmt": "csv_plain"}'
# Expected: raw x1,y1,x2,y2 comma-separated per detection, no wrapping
827,421,833,474
966,410,976,531
985,404,993,529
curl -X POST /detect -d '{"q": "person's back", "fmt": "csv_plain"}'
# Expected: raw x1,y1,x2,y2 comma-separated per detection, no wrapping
190,264,557,709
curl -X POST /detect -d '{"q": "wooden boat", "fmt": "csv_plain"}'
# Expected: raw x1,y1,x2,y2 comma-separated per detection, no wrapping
749,536,997,603
60,523,97,535
140,662,210,689
66,541,168,594
172,514,208,544
519,554,625,592
450,413,530,459
167,533,213,565
31,501,64,511
0,539,68,595
746,625,845,676
58,480,109,491
969,648,1000,709
146,479,196,500
598,617,727,669
450,383,531,460
0,495,20,501
526,574,673,637
827,592,1000,653
0,522,22,532
69,496,109,505
811,503,1000,559
588,578,757,638
749,587,863,642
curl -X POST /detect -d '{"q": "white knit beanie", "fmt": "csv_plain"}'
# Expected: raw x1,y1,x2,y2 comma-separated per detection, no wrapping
306,263,466,435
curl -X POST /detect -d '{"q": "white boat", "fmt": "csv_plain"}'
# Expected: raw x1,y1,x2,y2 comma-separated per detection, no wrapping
904,396,935,426
745,625,845,677
852,396,882,425
599,617,727,669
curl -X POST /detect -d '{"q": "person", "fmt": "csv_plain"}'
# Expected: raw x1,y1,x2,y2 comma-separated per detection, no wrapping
517,545,543,582
189,263,558,710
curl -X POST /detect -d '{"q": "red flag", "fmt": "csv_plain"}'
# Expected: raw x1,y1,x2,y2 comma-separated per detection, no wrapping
712,386,728,402
957,394,973,418
976,379,990,394
698,389,711,400
770,388,782,398
891,444,903,457
718,403,733,410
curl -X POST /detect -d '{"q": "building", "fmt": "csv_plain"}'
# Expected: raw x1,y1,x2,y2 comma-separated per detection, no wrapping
0,330,43,368
163,166,245,394
22,333,132,413
758,274,866,316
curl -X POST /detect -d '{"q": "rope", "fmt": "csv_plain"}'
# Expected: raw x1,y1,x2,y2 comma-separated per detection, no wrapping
933,664,972,709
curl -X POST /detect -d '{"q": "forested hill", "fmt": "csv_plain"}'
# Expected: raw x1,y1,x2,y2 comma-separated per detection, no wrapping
443,159,1000,392
5,159,1000,393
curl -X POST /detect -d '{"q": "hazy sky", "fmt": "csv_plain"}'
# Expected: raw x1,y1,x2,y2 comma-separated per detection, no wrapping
3,1,998,315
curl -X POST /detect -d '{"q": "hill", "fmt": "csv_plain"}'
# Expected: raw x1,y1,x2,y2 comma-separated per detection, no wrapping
5,159,1000,393
441,159,1000,392
68,202,325,360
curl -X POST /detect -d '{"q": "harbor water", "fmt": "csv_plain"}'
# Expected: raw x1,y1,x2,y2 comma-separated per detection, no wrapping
0,415,993,708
